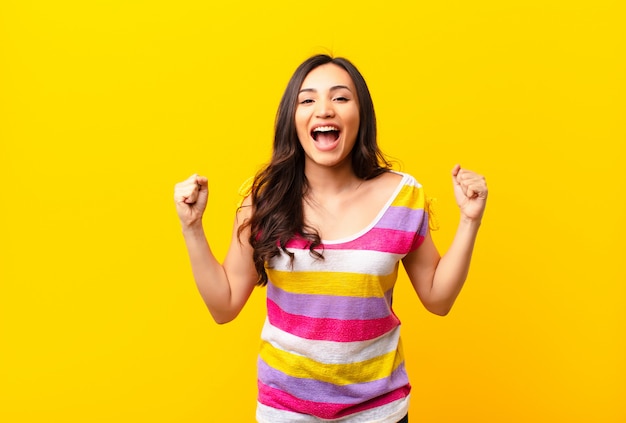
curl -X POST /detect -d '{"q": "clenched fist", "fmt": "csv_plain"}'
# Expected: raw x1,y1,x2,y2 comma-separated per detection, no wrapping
174,174,209,228
451,165,488,222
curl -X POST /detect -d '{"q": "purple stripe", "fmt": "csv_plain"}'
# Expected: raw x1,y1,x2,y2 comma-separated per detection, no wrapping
267,284,392,320
377,207,425,233
258,357,409,405
419,212,429,237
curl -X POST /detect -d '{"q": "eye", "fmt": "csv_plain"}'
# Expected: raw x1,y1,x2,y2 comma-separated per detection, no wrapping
299,98,314,105
333,96,349,102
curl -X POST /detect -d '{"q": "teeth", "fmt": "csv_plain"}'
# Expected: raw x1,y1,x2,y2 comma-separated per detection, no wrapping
313,126,339,132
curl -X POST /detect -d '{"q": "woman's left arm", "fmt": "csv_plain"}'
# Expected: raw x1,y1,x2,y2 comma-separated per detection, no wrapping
402,165,488,316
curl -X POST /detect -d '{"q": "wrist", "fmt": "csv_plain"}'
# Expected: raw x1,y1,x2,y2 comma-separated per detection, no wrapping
459,215,482,229
181,220,204,235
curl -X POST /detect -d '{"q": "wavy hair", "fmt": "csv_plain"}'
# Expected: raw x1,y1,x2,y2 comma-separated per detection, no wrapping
241,54,391,286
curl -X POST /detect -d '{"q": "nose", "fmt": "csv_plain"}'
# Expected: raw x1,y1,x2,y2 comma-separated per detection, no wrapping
315,98,335,118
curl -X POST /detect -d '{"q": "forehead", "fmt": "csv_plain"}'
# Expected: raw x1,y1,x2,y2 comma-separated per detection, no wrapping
300,63,356,91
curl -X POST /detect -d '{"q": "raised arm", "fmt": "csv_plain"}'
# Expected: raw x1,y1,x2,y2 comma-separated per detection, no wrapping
402,165,488,316
174,174,258,324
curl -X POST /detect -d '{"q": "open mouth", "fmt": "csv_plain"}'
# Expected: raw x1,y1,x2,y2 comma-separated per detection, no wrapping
311,126,340,143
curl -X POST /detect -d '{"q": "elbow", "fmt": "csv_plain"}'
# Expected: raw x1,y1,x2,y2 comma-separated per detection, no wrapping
430,307,451,317
422,288,461,316
425,301,454,317
213,316,234,325
209,309,239,325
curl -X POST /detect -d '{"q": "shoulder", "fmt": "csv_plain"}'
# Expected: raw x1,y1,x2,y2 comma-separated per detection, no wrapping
358,171,404,206
385,171,427,210
235,176,255,222
369,170,403,190
388,170,423,189
358,171,425,212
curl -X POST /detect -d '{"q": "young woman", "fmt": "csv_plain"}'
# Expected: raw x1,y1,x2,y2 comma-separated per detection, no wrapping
174,54,488,423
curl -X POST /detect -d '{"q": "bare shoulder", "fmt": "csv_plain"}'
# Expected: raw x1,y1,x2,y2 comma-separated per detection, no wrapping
239,194,253,209
363,171,404,200
236,195,254,224
376,171,403,188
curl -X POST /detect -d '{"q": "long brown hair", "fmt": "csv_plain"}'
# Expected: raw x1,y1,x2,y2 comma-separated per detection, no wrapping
241,54,390,286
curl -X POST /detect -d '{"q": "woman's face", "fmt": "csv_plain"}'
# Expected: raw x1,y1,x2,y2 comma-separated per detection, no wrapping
295,63,360,171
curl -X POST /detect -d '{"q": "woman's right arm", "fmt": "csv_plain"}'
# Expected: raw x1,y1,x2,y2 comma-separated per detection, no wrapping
174,174,258,324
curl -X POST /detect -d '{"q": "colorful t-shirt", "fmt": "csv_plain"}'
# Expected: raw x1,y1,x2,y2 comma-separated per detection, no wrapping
255,172,429,423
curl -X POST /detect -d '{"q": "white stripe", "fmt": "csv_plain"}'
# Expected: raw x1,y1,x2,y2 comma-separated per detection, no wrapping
256,395,410,422
395,172,421,189
269,249,404,276
261,318,401,365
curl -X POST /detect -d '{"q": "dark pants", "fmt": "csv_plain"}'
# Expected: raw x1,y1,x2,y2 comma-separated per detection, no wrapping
397,414,409,423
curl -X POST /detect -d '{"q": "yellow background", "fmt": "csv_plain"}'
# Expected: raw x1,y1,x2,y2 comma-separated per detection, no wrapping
1,0,624,422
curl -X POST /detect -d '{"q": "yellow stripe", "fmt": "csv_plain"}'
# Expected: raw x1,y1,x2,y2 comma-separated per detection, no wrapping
267,266,398,297
426,196,440,231
236,176,255,208
260,340,405,385
390,184,425,208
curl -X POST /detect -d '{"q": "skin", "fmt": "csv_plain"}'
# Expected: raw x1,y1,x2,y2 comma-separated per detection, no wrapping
174,63,488,322
295,63,360,172
174,177,257,324
402,164,487,315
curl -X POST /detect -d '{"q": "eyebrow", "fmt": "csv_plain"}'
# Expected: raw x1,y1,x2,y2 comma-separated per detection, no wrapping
298,85,352,94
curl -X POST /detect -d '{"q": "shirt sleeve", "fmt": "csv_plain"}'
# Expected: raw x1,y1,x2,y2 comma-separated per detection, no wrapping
237,176,254,208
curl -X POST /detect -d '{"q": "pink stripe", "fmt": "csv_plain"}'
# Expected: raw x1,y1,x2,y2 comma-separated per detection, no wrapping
410,233,426,251
267,299,400,342
285,228,421,254
258,380,411,420
283,237,316,249
326,228,416,253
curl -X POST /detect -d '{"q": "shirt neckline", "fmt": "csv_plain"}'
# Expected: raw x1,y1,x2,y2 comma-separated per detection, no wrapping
321,171,409,245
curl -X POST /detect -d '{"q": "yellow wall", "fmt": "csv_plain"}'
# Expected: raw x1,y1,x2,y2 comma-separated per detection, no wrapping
1,0,624,422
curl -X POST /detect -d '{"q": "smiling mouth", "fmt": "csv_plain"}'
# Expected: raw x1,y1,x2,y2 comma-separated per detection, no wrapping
311,126,340,143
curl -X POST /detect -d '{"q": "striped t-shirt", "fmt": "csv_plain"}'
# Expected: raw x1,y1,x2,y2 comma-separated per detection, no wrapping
256,172,429,423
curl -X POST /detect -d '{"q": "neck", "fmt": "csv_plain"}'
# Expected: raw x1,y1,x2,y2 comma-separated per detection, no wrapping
304,162,361,196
